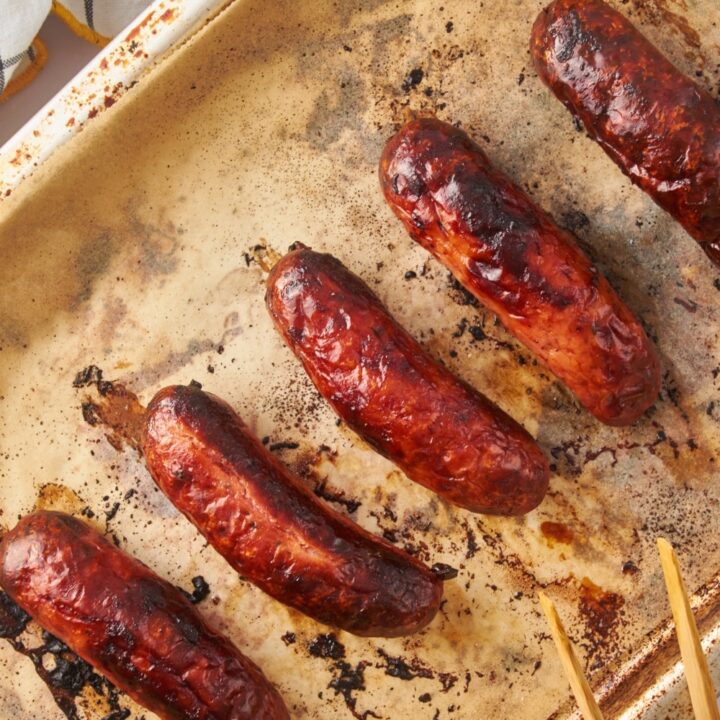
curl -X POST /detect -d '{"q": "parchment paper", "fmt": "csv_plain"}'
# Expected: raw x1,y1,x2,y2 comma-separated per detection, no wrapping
1,0,720,718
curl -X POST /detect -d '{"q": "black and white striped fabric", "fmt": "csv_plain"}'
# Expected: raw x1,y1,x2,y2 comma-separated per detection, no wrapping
0,0,51,94
56,0,151,40
0,0,151,94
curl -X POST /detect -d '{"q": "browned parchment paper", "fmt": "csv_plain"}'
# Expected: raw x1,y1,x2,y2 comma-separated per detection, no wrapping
1,0,720,718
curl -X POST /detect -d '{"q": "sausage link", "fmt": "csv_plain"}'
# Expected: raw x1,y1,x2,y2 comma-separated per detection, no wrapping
142,385,443,637
379,117,661,426
265,246,549,516
0,511,289,720
531,0,720,266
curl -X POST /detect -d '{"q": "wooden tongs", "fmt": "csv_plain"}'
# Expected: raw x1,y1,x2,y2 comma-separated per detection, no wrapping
539,539,719,720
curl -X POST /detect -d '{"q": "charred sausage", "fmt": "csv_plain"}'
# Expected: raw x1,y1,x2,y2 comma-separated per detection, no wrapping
265,246,549,515
531,0,720,267
0,511,289,720
379,117,661,426
142,385,443,637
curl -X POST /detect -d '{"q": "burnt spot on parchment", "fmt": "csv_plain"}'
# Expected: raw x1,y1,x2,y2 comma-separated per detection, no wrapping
0,593,131,720
97,296,129,352
122,338,219,390
446,273,479,308
335,0,398,26
74,365,146,453
401,68,425,93
560,209,590,236
281,631,296,646
306,72,369,151
308,633,346,660
578,578,626,673
306,633,379,720
314,480,362,514
65,198,183,323
328,661,379,720
289,444,364,514
0,593,30,639
73,233,118,308
286,10,417,166
261,371,328,441
34,484,87,516
366,498,439,563
540,521,574,547
430,563,458,580
125,206,182,283
179,576,211,605
376,648,434,681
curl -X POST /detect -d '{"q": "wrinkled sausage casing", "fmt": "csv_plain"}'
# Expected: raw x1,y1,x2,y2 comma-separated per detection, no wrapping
266,247,549,516
142,385,443,637
0,511,289,720
531,0,720,267
380,117,661,426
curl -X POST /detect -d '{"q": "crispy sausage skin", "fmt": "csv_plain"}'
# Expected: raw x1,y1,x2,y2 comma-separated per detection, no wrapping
379,117,661,426
531,0,720,267
0,511,289,720
265,246,549,516
142,385,443,637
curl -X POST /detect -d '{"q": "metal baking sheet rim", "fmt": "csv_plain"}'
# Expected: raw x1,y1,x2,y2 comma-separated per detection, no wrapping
570,575,720,719
0,0,717,718
0,0,230,198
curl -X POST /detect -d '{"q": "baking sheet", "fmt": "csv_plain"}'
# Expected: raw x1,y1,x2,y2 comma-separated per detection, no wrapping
0,0,224,196
1,0,720,718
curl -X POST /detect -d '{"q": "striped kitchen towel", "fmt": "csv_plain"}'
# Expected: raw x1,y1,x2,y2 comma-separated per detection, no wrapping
0,0,151,100
0,0,51,98
52,0,152,46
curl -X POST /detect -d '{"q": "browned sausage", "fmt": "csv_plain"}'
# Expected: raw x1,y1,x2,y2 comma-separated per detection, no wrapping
379,117,661,426
265,246,549,516
531,0,720,267
142,385,443,637
0,511,289,720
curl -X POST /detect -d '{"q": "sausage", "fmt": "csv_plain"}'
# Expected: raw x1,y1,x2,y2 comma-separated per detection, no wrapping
379,117,661,426
0,511,289,720
531,0,720,267
265,246,550,516
142,385,443,637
